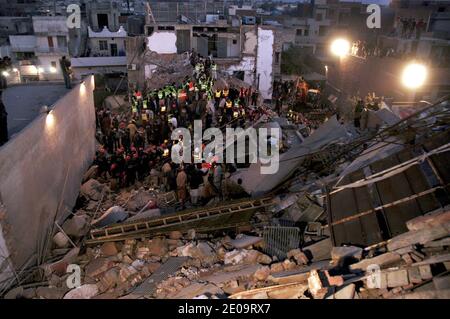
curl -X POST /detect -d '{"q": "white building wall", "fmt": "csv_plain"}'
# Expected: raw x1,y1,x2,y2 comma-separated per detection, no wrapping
226,56,256,86
227,37,240,58
243,30,257,55
147,32,177,54
256,28,274,100
37,56,64,81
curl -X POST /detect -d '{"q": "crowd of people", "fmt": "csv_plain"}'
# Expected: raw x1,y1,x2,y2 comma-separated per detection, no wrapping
396,16,427,40
93,52,264,208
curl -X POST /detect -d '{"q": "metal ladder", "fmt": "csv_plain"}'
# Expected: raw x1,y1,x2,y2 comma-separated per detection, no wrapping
86,196,275,245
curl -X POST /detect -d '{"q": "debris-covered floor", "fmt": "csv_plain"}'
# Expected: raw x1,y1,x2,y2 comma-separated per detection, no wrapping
2,56,450,300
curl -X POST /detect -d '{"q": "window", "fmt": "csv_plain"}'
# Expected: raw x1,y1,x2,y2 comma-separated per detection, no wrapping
296,29,302,36
275,52,280,64
47,36,54,48
99,40,108,51
304,29,309,36
319,26,328,36
57,36,67,48
316,13,323,21
232,39,237,45
97,14,108,29
51,61,57,68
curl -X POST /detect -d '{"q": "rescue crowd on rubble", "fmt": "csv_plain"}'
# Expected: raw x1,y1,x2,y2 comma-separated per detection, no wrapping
93,53,265,208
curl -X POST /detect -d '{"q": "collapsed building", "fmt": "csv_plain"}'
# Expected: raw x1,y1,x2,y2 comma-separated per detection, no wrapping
125,15,296,101
1,64,449,298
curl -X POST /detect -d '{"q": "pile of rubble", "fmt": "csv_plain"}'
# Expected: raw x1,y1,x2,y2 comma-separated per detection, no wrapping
143,51,193,91
3,171,449,299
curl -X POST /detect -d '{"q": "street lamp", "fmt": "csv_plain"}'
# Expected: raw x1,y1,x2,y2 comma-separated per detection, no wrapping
401,62,428,89
330,38,351,58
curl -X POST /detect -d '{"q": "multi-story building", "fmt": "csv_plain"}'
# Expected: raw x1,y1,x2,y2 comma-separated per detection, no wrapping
0,0,39,16
147,0,227,24
32,16,73,81
0,16,33,58
373,1,450,101
70,25,128,80
86,0,122,32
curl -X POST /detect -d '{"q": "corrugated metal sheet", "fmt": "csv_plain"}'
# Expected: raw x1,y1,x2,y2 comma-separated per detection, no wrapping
328,129,450,247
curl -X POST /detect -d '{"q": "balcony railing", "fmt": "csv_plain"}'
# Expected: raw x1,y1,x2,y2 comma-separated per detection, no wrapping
35,46,68,54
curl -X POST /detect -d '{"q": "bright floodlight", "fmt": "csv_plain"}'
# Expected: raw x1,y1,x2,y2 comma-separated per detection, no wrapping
2,71,9,77
38,67,44,73
402,63,427,89
50,66,57,73
330,38,350,57
13,68,18,72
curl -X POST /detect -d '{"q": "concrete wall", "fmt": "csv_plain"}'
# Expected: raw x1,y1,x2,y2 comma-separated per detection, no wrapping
36,56,65,81
72,65,127,81
256,28,274,100
89,37,127,56
0,76,96,286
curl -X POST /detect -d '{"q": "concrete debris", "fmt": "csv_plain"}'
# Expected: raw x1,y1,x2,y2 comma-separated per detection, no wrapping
63,284,99,299
169,231,183,240
92,206,128,228
224,249,267,266
100,242,119,257
229,282,309,299
350,252,402,271
326,284,356,299
85,258,115,278
228,235,263,249
12,196,448,300
62,214,90,237
36,287,68,299
9,101,448,300
406,209,450,231
254,266,271,281
80,179,108,201
303,238,332,262
4,286,24,299
52,232,70,248
331,246,363,263
287,249,309,265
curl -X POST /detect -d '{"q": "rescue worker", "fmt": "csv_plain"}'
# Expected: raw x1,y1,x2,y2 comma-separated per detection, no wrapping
59,56,72,89
211,61,218,80
214,89,222,107
354,99,364,129
222,87,229,99
176,166,188,209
